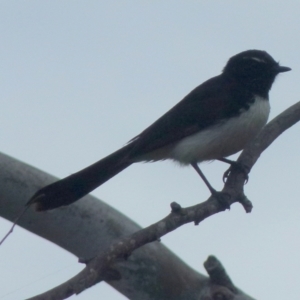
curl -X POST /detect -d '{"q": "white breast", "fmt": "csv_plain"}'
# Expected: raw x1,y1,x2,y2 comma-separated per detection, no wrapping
170,96,270,164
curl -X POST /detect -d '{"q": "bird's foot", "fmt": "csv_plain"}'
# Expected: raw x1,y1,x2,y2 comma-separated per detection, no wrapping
222,161,249,184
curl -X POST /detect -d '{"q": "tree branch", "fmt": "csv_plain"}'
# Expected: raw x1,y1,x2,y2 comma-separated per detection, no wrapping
5,102,300,300
28,101,300,299
0,153,206,300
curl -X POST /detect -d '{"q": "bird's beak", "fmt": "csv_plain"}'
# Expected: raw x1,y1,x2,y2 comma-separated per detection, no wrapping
275,65,292,73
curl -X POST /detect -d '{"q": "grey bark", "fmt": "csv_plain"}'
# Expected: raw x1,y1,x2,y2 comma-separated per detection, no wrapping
0,152,254,300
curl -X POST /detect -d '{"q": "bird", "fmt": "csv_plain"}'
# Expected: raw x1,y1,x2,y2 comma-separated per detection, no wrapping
28,50,291,211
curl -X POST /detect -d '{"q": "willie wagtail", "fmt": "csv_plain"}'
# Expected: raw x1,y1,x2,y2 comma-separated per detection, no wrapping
28,50,291,211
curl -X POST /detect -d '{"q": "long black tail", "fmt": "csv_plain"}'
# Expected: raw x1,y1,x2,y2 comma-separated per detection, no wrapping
28,144,134,211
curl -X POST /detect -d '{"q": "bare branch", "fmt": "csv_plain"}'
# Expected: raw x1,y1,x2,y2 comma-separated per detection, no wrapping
204,256,237,293
238,101,300,169
0,153,207,300
26,101,300,299
0,206,29,245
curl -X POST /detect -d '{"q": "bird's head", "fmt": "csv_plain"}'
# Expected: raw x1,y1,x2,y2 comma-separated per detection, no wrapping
223,50,291,96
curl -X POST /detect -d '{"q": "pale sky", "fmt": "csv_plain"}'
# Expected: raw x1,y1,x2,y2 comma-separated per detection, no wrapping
1,1,299,299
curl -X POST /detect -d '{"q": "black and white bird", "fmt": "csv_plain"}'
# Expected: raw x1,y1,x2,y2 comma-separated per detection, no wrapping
29,50,291,211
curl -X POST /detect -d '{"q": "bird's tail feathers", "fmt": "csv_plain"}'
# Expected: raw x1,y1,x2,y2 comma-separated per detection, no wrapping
28,144,134,211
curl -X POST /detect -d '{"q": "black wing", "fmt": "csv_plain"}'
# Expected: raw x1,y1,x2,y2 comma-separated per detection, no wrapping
128,74,250,158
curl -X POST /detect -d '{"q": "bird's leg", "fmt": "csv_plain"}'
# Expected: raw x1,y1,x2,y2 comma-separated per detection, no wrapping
218,158,249,183
191,162,216,194
190,162,230,209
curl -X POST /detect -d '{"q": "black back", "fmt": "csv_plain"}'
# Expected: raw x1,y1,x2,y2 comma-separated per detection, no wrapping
128,50,284,158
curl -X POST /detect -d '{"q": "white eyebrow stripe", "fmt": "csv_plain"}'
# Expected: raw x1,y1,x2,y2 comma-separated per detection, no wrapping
248,57,267,63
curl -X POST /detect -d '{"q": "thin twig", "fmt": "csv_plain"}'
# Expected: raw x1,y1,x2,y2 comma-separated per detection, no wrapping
0,205,29,246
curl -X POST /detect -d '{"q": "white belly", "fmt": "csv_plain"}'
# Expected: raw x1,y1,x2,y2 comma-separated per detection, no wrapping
169,96,270,164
